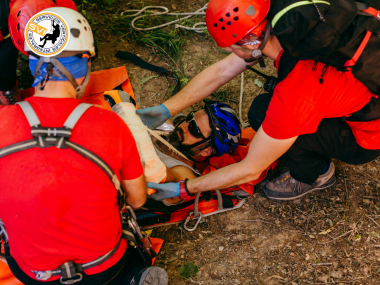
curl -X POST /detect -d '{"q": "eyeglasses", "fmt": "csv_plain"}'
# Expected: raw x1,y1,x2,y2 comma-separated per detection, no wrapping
186,111,206,140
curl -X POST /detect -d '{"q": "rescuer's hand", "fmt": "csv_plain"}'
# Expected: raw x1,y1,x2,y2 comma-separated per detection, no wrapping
136,104,171,129
148,182,180,201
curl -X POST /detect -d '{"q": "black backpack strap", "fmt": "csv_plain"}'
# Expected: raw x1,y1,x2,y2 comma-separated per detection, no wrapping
277,51,300,83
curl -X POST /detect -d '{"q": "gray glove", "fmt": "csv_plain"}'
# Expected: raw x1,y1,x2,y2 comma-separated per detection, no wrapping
136,104,171,129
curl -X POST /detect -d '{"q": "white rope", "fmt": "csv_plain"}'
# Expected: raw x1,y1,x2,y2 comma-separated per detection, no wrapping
239,72,250,128
121,4,208,33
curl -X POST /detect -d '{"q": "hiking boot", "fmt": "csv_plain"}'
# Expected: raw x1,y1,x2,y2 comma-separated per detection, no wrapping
134,267,168,285
263,161,336,201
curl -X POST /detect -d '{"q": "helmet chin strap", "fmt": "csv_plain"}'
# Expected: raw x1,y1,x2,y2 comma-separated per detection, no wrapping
33,56,91,99
246,23,272,68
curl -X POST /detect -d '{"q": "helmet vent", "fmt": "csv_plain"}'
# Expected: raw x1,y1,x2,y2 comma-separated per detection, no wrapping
84,26,87,31
17,23,20,31
71,28,80,38
234,16,239,21
246,5,256,16
77,19,82,24
233,7,239,12
17,10,21,17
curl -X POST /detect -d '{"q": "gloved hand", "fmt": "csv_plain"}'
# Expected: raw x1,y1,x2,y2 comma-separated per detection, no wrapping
136,104,171,129
148,182,180,201
148,180,191,201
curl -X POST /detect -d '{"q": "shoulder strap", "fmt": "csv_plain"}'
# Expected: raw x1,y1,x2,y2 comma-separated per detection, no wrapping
16,101,41,127
63,103,92,129
277,51,300,83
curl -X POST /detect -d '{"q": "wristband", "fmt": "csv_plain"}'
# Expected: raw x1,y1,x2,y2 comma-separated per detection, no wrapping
179,179,194,200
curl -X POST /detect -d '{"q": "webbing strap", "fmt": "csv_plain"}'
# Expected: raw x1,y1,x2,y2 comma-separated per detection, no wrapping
0,139,38,158
41,238,123,279
359,6,380,19
16,101,41,127
63,104,92,129
65,141,124,204
344,31,372,67
271,0,330,28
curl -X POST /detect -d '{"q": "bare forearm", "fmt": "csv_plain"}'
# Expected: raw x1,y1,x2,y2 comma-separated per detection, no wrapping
122,174,147,209
163,53,251,116
187,160,261,194
187,128,298,194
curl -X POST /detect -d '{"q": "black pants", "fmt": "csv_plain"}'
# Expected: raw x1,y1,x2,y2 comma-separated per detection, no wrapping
248,93,380,184
0,38,18,91
5,242,151,285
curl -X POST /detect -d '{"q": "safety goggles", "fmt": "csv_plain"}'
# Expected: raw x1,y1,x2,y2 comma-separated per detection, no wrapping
185,111,206,140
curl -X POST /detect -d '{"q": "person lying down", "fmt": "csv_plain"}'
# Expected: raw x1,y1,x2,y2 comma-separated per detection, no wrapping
112,100,242,205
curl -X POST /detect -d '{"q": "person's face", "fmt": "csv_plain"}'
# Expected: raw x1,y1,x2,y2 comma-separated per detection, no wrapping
169,109,214,159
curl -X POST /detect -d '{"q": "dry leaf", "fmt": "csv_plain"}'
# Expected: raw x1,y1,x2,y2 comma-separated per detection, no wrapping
319,227,335,235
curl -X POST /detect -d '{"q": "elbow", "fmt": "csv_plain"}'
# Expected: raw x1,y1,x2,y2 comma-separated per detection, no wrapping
127,193,147,210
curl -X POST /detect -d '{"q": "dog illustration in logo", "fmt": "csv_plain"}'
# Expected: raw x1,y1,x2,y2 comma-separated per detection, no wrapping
39,20,60,48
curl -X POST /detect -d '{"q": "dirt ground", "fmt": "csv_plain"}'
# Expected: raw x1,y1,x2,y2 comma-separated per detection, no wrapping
16,0,380,284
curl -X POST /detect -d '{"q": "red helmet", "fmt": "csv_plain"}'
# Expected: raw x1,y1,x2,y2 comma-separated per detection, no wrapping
8,0,56,56
206,0,270,48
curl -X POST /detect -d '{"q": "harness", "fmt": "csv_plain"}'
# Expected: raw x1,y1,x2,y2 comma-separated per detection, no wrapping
0,102,153,284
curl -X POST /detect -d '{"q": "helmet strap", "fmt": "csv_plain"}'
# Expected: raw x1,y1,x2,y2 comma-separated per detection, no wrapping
33,56,91,99
250,22,272,68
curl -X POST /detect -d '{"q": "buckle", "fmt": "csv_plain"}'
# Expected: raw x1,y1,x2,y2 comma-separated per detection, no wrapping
60,273,83,285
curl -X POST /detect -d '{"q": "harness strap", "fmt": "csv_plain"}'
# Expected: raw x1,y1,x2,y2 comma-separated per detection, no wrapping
0,139,38,159
65,141,124,203
47,239,122,279
344,31,372,68
16,102,41,127
63,104,92,129
356,2,380,19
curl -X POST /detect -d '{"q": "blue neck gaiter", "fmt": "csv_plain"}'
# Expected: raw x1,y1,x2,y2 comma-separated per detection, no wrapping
29,55,89,87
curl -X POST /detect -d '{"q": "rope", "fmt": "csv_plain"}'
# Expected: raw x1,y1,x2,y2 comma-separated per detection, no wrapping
239,72,250,129
121,4,208,33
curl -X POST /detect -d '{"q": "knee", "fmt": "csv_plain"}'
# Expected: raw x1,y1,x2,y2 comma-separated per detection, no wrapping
248,93,273,131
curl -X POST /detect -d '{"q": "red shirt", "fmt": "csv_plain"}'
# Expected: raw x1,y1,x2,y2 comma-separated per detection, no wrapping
0,97,143,280
262,50,380,149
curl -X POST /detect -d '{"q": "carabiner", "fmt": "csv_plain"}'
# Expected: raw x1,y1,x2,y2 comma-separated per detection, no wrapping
183,211,203,232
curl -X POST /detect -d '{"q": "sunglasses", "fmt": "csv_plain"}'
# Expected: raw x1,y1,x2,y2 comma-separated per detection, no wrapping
185,111,206,140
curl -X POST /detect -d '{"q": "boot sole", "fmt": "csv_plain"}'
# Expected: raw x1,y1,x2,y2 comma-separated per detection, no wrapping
139,267,168,285
263,176,336,201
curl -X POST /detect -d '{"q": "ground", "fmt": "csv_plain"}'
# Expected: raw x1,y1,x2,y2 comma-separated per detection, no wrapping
16,0,380,284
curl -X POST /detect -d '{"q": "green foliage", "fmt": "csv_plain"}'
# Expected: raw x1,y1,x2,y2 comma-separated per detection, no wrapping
140,75,159,86
179,262,198,280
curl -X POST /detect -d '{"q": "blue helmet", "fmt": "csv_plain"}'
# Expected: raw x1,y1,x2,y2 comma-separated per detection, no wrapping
204,100,242,156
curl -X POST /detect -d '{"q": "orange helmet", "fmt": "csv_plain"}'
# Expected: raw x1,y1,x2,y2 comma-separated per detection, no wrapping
206,0,270,48
8,0,56,56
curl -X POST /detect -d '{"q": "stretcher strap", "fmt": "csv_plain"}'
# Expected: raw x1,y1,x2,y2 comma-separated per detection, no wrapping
115,51,181,96
344,31,372,68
